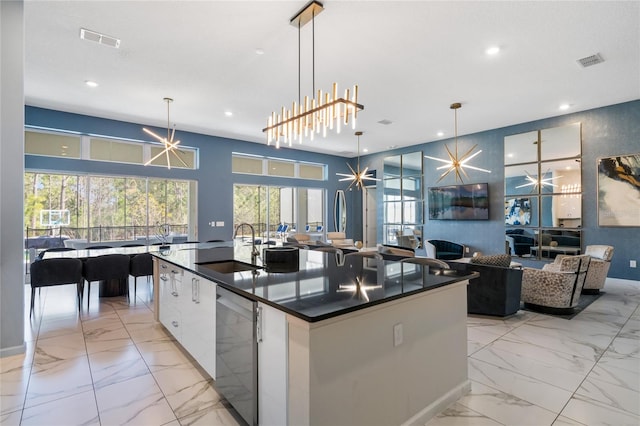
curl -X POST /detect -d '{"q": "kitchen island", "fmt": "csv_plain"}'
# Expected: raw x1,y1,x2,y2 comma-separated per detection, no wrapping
152,243,477,426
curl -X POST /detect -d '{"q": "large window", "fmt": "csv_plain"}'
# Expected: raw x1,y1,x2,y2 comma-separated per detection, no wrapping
233,184,325,239
24,172,195,244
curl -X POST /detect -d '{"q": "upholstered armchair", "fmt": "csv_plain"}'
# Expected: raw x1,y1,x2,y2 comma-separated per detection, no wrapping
427,240,465,260
582,245,614,294
521,254,591,314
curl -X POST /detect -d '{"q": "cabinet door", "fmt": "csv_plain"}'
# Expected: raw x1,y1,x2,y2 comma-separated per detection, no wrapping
258,302,288,425
158,261,182,340
180,272,216,379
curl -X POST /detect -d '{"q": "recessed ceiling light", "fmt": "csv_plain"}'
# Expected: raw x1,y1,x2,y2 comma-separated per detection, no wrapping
255,48,265,55
507,153,514,158
437,131,444,137
362,148,369,153
486,46,500,56
85,80,98,88
559,103,571,111
224,111,233,117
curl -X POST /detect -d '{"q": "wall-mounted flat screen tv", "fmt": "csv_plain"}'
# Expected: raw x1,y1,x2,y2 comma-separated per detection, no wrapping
428,183,489,220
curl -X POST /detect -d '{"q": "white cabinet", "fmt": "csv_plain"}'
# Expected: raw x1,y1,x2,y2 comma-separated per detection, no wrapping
158,261,183,340
181,270,216,378
157,261,288,422
258,302,288,426
157,262,216,379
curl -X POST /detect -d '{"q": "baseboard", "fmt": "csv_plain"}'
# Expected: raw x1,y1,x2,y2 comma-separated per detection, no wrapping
0,342,26,358
402,380,472,426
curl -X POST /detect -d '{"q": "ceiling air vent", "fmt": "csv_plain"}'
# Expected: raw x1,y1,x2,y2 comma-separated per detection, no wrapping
377,119,393,125
577,53,604,68
80,28,121,48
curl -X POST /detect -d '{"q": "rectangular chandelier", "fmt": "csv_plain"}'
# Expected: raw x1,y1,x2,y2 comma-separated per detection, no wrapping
263,83,363,148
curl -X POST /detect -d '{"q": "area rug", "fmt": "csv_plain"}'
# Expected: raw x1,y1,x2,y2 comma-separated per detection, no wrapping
521,292,602,320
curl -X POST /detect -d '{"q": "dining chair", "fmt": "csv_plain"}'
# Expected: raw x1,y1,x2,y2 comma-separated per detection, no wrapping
129,253,153,302
82,254,131,307
30,258,84,315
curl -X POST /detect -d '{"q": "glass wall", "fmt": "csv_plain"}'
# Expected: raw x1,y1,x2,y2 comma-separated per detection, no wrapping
233,184,325,240
24,172,194,246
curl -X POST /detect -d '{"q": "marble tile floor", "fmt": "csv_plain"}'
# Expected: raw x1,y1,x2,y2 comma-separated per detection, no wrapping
1,278,638,426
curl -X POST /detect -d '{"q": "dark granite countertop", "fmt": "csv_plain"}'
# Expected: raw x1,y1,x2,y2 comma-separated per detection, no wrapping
152,242,477,322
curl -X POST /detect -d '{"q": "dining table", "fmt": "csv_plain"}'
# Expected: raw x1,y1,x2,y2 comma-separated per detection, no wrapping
41,241,231,297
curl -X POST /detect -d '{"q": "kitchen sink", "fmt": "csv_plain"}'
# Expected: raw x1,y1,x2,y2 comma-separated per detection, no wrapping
196,260,261,274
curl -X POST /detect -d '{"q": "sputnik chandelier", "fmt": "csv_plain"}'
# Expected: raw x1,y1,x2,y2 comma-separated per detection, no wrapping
336,131,380,190
424,103,490,183
143,98,188,170
516,169,562,190
263,0,364,148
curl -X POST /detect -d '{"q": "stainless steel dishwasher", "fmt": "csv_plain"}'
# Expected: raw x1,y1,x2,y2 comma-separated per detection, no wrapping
216,286,258,426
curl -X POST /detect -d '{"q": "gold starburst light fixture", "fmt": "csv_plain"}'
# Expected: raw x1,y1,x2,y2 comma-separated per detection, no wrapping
262,1,364,148
424,103,490,183
336,131,380,190
143,97,188,170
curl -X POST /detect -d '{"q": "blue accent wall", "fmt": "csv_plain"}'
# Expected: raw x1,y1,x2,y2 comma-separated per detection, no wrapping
355,100,640,280
25,107,352,242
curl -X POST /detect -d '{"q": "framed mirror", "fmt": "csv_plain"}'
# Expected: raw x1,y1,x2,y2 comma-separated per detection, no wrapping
383,151,424,246
334,190,346,233
540,123,581,161
504,130,538,165
504,123,582,260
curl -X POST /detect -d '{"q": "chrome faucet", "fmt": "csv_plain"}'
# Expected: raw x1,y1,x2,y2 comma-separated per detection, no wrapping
233,223,260,265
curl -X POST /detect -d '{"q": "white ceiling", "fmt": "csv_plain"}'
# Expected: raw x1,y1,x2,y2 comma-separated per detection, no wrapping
24,1,640,158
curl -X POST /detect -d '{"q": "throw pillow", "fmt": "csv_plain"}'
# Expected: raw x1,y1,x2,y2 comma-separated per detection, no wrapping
470,254,512,268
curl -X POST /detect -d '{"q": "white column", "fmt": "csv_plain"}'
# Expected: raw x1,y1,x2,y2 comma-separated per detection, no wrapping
0,0,26,357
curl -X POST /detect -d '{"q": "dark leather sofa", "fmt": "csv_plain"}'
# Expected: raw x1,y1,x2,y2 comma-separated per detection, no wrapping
448,255,523,317
427,240,464,260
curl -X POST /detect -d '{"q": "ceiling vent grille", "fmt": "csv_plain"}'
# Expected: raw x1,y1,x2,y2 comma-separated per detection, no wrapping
577,53,604,68
80,28,121,48
377,119,393,125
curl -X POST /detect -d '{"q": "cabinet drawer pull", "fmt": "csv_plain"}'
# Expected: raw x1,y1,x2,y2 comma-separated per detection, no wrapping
160,276,168,281
171,320,179,328
171,291,179,297
160,264,168,269
195,279,200,304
